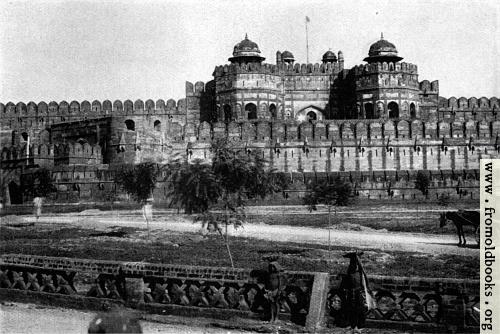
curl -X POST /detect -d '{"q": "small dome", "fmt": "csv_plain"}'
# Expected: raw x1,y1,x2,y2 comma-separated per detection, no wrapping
364,33,403,63
229,34,265,64
281,50,294,63
322,50,337,63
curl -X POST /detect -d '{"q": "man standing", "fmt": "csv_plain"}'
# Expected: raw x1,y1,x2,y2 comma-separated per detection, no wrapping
33,196,43,221
142,197,153,241
340,251,375,334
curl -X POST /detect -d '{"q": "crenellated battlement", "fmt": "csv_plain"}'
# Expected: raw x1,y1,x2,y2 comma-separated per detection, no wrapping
1,142,103,167
185,80,214,97
353,62,418,76
0,97,192,122
213,61,342,77
438,96,499,111
419,80,439,93
129,118,500,145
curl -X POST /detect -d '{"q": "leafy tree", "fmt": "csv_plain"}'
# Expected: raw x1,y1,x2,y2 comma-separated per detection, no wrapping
115,163,161,240
415,171,430,198
115,163,159,204
168,160,220,214
303,176,354,251
33,168,56,198
168,138,288,267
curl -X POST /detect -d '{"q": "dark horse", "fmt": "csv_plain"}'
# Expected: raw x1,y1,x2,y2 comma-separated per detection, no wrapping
439,211,480,247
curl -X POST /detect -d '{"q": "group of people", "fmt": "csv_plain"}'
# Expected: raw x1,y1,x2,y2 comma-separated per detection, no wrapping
249,252,374,334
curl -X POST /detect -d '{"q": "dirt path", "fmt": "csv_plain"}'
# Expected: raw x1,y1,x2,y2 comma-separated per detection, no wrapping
19,210,479,257
0,302,248,334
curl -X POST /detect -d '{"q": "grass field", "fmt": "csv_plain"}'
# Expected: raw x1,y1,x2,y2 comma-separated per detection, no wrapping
0,222,479,279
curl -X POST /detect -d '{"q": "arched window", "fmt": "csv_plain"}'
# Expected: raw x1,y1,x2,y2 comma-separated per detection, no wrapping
223,105,232,122
154,120,161,131
125,119,135,131
364,103,374,119
246,103,257,120
307,111,317,122
388,102,399,118
410,103,416,119
270,104,277,119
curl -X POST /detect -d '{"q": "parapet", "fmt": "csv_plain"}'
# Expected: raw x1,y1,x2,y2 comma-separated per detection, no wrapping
439,96,499,110
167,119,500,143
186,81,211,97
353,62,418,75
213,61,341,76
0,95,197,123
419,80,439,93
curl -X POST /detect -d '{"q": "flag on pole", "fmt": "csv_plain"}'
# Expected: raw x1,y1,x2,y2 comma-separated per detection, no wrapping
305,16,310,23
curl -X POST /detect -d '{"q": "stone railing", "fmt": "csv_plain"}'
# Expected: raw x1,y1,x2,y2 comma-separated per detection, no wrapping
0,254,479,333
327,274,479,332
0,254,320,329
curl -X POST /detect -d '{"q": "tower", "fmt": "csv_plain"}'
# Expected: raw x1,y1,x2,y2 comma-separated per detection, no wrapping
214,35,281,122
355,34,420,120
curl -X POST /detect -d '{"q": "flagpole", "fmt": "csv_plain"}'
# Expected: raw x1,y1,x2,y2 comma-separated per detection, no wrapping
26,133,30,166
305,17,310,63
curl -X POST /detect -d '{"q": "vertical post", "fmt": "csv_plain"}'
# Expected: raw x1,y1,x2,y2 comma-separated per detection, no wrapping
327,205,331,252
305,272,329,332
125,276,145,308
305,16,310,64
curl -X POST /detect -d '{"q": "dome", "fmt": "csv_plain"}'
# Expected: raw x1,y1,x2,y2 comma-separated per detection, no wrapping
281,50,295,63
363,33,403,63
228,34,265,64
322,50,337,63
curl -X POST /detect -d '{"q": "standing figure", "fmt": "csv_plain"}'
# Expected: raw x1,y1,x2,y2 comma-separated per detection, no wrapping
341,252,375,334
33,196,43,221
266,261,283,323
142,198,153,240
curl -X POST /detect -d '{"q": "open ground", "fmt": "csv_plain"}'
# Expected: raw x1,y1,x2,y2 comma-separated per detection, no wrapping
0,203,479,279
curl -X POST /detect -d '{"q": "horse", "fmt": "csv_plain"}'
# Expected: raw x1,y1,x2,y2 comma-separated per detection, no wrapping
439,211,480,247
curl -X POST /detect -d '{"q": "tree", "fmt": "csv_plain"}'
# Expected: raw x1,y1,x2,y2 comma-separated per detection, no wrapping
168,138,288,267
303,176,354,251
415,171,430,198
168,160,220,214
33,168,56,198
115,163,160,240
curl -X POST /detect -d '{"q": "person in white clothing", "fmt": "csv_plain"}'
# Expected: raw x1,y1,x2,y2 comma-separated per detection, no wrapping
33,197,43,221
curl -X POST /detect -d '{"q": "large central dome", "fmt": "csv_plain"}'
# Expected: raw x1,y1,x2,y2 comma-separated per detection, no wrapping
228,34,265,64
364,34,403,63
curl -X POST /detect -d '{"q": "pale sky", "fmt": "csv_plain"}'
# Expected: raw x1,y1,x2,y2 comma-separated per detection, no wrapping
0,0,498,103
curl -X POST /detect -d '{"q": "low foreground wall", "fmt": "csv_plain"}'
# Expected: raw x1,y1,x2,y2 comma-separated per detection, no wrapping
0,254,479,333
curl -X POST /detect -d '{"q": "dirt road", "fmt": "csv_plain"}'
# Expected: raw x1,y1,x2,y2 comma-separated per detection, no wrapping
17,209,479,257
